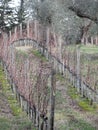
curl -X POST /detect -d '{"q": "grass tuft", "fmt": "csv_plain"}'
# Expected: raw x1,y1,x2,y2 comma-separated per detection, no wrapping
32,50,48,61
68,86,97,112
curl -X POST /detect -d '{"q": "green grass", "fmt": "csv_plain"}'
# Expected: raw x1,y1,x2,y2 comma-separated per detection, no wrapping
80,45,98,54
64,44,98,54
15,50,28,63
0,118,11,130
68,119,96,130
56,117,96,130
0,64,35,130
56,73,65,82
55,90,64,106
32,50,48,61
0,67,23,116
68,86,97,112
16,49,28,56
78,99,97,111
68,87,79,99
0,117,36,130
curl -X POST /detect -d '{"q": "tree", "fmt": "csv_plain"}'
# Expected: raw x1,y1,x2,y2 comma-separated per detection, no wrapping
0,0,14,31
35,0,98,44
36,0,84,44
68,0,98,24
17,0,26,23
24,0,45,19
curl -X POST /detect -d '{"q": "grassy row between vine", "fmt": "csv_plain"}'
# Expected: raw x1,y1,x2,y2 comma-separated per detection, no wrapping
32,50,48,62
0,64,36,130
54,72,97,130
68,85,97,112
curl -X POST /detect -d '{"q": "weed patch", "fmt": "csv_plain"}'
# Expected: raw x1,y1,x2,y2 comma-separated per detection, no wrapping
56,73,65,82
0,65,35,130
68,86,97,112
69,119,96,130
32,50,48,61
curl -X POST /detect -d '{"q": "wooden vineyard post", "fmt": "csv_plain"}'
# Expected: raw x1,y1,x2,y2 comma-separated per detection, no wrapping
14,27,17,41
91,37,94,45
9,31,12,43
27,20,30,38
46,27,50,59
62,58,65,76
59,36,62,62
76,45,81,93
20,23,22,39
58,36,62,73
49,69,56,130
34,20,37,41
85,37,88,45
95,36,98,45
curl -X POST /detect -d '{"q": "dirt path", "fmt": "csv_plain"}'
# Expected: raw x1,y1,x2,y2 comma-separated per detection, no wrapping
15,46,33,52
